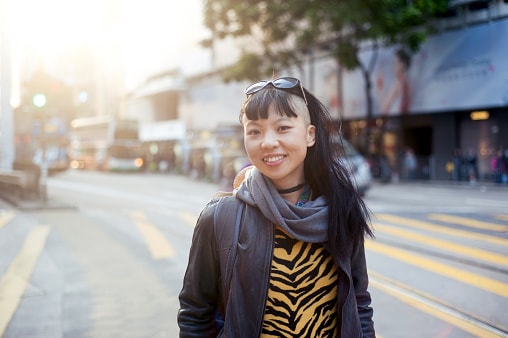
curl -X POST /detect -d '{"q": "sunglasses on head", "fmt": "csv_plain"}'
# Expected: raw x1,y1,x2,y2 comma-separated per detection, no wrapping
244,77,308,106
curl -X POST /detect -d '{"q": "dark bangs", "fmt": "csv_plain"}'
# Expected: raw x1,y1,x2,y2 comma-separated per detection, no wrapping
240,87,299,122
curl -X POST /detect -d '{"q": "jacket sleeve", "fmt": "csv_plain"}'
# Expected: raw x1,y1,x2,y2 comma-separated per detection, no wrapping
178,199,221,338
351,239,376,338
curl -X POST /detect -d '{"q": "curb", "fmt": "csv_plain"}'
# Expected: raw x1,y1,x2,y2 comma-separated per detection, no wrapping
0,194,77,211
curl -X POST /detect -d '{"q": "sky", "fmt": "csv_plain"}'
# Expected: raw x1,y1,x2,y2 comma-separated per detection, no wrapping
121,0,210,88
6,0,210,91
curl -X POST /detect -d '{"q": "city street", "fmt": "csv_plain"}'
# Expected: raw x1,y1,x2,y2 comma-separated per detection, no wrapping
0,170,507,338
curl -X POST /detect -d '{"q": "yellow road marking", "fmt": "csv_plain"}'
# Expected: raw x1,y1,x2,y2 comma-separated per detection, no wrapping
375,214,508,246
0,211,15,229
130,211,175,259
369,271,505,338
495,214,508,222
375,223,508,267
366,240,508,298
0,226,50,336
428,214,508,232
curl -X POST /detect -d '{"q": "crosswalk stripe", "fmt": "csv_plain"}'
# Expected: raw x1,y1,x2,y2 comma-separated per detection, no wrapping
375,223,508,267
129,211,175,259
0,226,50,336
375,214,508,246
0,211,15,229
494,214,508,222
366,240,508,298
428,214,508,232
369,271,506,338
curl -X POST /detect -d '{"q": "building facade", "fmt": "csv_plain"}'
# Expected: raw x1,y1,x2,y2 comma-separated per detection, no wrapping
127,0,508,183
334,3,508,182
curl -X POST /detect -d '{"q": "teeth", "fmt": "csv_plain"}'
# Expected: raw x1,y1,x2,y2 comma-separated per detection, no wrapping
264,155,284,163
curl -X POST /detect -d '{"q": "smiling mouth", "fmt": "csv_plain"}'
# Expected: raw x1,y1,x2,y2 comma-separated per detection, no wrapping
263,155,286,163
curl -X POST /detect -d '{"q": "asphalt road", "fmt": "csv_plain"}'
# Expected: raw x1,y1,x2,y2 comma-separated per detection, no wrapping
0,171,507,337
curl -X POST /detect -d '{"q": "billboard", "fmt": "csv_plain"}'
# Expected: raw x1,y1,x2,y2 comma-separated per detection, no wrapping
340,18,508,119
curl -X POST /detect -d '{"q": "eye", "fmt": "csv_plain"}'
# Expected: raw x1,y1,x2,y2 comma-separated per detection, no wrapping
246,128,261,136
278,125,291,132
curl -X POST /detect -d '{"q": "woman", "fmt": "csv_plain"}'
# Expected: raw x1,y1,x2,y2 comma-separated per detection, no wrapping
376,48,411,115
178,77,376,337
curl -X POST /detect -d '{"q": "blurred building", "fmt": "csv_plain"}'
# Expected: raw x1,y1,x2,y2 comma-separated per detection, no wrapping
126,0,508,183
336,0,508,182
125,70,246,179
3,0,125,174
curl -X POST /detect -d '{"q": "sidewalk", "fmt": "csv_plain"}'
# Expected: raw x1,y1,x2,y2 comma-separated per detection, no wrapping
0,194,76,211
378,177,508,191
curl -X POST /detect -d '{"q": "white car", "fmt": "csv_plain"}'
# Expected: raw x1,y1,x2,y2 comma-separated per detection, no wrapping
338,139,372,196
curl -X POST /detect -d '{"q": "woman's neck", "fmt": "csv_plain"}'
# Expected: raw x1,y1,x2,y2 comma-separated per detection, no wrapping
278,184,309,205
276,183,306,194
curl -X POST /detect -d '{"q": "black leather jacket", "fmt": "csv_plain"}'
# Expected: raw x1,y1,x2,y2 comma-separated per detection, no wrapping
178,196,375,337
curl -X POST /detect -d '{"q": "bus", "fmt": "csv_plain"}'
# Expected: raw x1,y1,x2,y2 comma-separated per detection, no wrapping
69,116,144,171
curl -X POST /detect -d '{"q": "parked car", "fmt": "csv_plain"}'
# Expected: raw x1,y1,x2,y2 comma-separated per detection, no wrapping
337,139,372,196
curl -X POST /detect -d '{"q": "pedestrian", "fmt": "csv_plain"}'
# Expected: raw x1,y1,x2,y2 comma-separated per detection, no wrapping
491,149,504,183
178,76,376,337
464,148,478,184
403,147,417,180
378,151,392,183
452,149,462,181
503,148,508,184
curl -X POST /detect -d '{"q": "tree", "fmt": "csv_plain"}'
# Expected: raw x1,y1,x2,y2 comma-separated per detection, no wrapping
22,69,74,119
203,0,449,144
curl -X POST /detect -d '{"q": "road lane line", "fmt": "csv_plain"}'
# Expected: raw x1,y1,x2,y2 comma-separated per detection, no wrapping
495,214,508,222
130,211,175,259
428,214,508,232
366,240,508,298
0,225,50,336
0,211,15,229
375,223,508,267
369,271,507,337
375,214,508,246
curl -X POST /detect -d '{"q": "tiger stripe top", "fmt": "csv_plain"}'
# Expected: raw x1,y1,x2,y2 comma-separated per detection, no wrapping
261,226,339,337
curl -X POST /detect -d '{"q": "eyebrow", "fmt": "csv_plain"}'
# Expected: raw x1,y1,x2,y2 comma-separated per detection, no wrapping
244,115,295,125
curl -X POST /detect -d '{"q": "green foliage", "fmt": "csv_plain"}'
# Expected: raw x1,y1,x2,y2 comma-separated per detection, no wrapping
22,69,74,117
224,52,264,82
203,0,449,79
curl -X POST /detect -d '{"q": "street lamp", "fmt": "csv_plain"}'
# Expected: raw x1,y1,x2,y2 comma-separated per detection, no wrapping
32,92,49,202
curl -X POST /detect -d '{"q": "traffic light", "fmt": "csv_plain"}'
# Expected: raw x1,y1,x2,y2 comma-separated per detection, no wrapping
32,93,47,108
22,69,73,115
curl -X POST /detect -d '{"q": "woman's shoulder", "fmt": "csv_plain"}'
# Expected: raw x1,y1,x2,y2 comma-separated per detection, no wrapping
208,191,239,206
195,194,244,242
200,193,242,221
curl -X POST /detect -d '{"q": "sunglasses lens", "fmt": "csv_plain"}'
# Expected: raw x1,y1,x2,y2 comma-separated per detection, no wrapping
245,81,268,95
272,77,299,89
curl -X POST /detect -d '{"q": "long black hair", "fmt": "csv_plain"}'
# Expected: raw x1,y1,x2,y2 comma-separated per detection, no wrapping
240,84,374,257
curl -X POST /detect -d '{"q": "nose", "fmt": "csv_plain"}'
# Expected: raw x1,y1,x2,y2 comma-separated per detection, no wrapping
261,130,279,149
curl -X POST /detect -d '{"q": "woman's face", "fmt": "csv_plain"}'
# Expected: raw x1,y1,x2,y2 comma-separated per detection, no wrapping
242,100,315,190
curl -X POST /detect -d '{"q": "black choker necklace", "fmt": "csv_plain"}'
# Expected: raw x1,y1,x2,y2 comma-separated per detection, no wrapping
277,183,306,194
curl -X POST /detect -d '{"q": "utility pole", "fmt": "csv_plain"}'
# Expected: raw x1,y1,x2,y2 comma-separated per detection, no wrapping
0,0,15,171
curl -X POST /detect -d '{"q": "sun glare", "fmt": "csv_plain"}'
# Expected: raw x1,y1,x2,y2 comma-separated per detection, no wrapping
6,0,208,89
9,0,104,59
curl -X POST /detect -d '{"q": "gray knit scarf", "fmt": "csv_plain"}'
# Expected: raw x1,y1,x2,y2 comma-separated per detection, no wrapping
234,167,329,242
